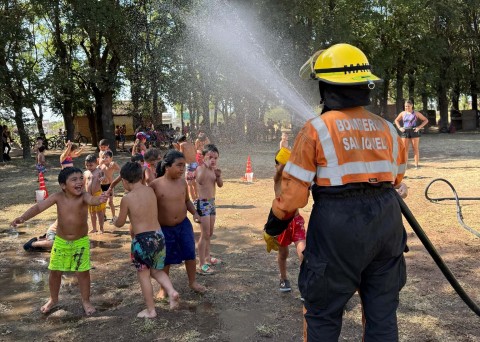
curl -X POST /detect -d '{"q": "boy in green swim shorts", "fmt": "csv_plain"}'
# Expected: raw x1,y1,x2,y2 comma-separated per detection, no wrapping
11,167,108,315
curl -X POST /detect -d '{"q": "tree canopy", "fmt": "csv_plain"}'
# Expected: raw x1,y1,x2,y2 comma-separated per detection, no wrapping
1,0,479,156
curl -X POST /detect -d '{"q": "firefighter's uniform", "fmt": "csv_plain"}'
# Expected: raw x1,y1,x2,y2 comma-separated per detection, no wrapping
265,44,407,342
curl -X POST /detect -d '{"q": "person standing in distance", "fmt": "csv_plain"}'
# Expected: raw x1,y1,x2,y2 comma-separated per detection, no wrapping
394,99,428,169
264,43,408,341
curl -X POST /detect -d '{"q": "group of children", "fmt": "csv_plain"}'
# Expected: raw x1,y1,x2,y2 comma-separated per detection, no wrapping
13,136,225,318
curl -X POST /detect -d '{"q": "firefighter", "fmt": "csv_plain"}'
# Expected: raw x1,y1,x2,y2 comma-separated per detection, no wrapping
264,43,408,341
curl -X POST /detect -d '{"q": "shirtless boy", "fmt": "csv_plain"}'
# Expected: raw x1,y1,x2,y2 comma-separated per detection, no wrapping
143,148,161,186
100,151,120,222
279,132,289,150
150,149,206,295
195,144,223,275
11,167,108,315
112,162,179,317
84,154,106,233
178,135,198,200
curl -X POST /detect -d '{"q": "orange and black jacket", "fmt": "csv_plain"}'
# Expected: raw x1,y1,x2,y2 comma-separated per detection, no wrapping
265,107,406,236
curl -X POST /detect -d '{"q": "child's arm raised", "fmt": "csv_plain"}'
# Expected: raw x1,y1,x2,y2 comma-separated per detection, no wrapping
83,191,108,206
72,145,84,157
11,193,58,227
60,141,72,163
215,169,223,188
112,196,129,228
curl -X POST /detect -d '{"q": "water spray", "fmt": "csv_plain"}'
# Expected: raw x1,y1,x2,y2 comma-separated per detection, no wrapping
181,0,317,122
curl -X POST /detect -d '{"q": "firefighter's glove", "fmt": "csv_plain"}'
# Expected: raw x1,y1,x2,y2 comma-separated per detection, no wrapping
264,208,292,236
264,232,279,253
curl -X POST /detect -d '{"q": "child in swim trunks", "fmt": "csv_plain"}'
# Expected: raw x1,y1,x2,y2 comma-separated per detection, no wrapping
113,162,179,318
268,155,306,292
195,144,223,275
150,150,206,296
11,167,108,315
178,135,198,201
84,154,106,233
99,150,120,222
36,145,47,175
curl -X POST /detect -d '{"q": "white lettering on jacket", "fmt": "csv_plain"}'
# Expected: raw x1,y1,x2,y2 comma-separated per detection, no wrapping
336,118,385,132
343,136,388,150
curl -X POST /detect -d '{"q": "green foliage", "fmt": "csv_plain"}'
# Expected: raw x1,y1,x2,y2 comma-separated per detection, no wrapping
1,0,480,146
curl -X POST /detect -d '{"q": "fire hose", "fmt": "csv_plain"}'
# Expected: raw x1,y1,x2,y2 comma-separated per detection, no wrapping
424,178,480,238
395,179,480,316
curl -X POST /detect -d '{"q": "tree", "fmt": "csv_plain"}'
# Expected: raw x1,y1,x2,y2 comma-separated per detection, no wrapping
0,1,39,158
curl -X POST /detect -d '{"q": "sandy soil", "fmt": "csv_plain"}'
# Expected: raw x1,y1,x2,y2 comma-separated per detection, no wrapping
0,132,479,341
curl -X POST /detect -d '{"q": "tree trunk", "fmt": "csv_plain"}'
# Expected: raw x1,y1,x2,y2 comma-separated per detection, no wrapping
152,78,160,126
422,93,428,114
13,102,31,158
63,97,75,142
0,126,3,162
180,103,184,131
86,107,97,147
101,89,116,153
451,82,460,110
407,69,415,102
221,100,228,124
201,92,211,133
94,101,103,146
213,99,218,126
437,83,449,130
30,102,46,141
380,78,390,117
395,64,405,114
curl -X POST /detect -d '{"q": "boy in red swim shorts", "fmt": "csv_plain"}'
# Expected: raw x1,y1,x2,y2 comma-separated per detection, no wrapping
276,213,306,292
265,153,306,292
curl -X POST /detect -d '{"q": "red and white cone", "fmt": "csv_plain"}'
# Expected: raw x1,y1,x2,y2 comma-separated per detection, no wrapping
244,155,253,182
37,172,49,201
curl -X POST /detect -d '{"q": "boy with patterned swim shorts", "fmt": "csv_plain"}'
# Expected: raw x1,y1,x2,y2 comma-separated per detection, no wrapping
11,167,108,315
195,144,223,275
113,162,179,318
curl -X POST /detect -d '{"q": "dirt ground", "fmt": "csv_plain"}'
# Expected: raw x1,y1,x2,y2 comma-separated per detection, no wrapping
0,132,479,342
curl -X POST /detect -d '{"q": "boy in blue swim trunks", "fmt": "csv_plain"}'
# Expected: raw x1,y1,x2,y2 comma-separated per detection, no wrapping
11,167,108,315
195,144,223,275
150,149,206,297
113,162,179,317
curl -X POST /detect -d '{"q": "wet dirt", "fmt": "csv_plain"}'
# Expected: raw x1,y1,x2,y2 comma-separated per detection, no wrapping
0,136,479,341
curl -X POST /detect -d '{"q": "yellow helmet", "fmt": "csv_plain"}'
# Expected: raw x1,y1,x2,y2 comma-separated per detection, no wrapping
299,43,381,85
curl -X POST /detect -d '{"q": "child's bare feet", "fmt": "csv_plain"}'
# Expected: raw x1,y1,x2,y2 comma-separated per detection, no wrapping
99,228,104,234
89,229,98,234
156,287,167,300
40,298,57,314
168,290,179,309
82,300,96,315
137,308,157,318
189,282,206,294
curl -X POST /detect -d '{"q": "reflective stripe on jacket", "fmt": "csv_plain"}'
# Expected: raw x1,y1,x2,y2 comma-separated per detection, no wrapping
272,107,406,220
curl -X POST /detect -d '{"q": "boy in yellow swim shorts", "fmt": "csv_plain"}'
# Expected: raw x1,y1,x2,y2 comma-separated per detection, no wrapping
84,154,106,233
11,167,108,315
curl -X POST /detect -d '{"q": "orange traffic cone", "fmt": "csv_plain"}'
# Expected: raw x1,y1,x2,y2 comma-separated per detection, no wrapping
38,172,48,199
244,155,254,182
